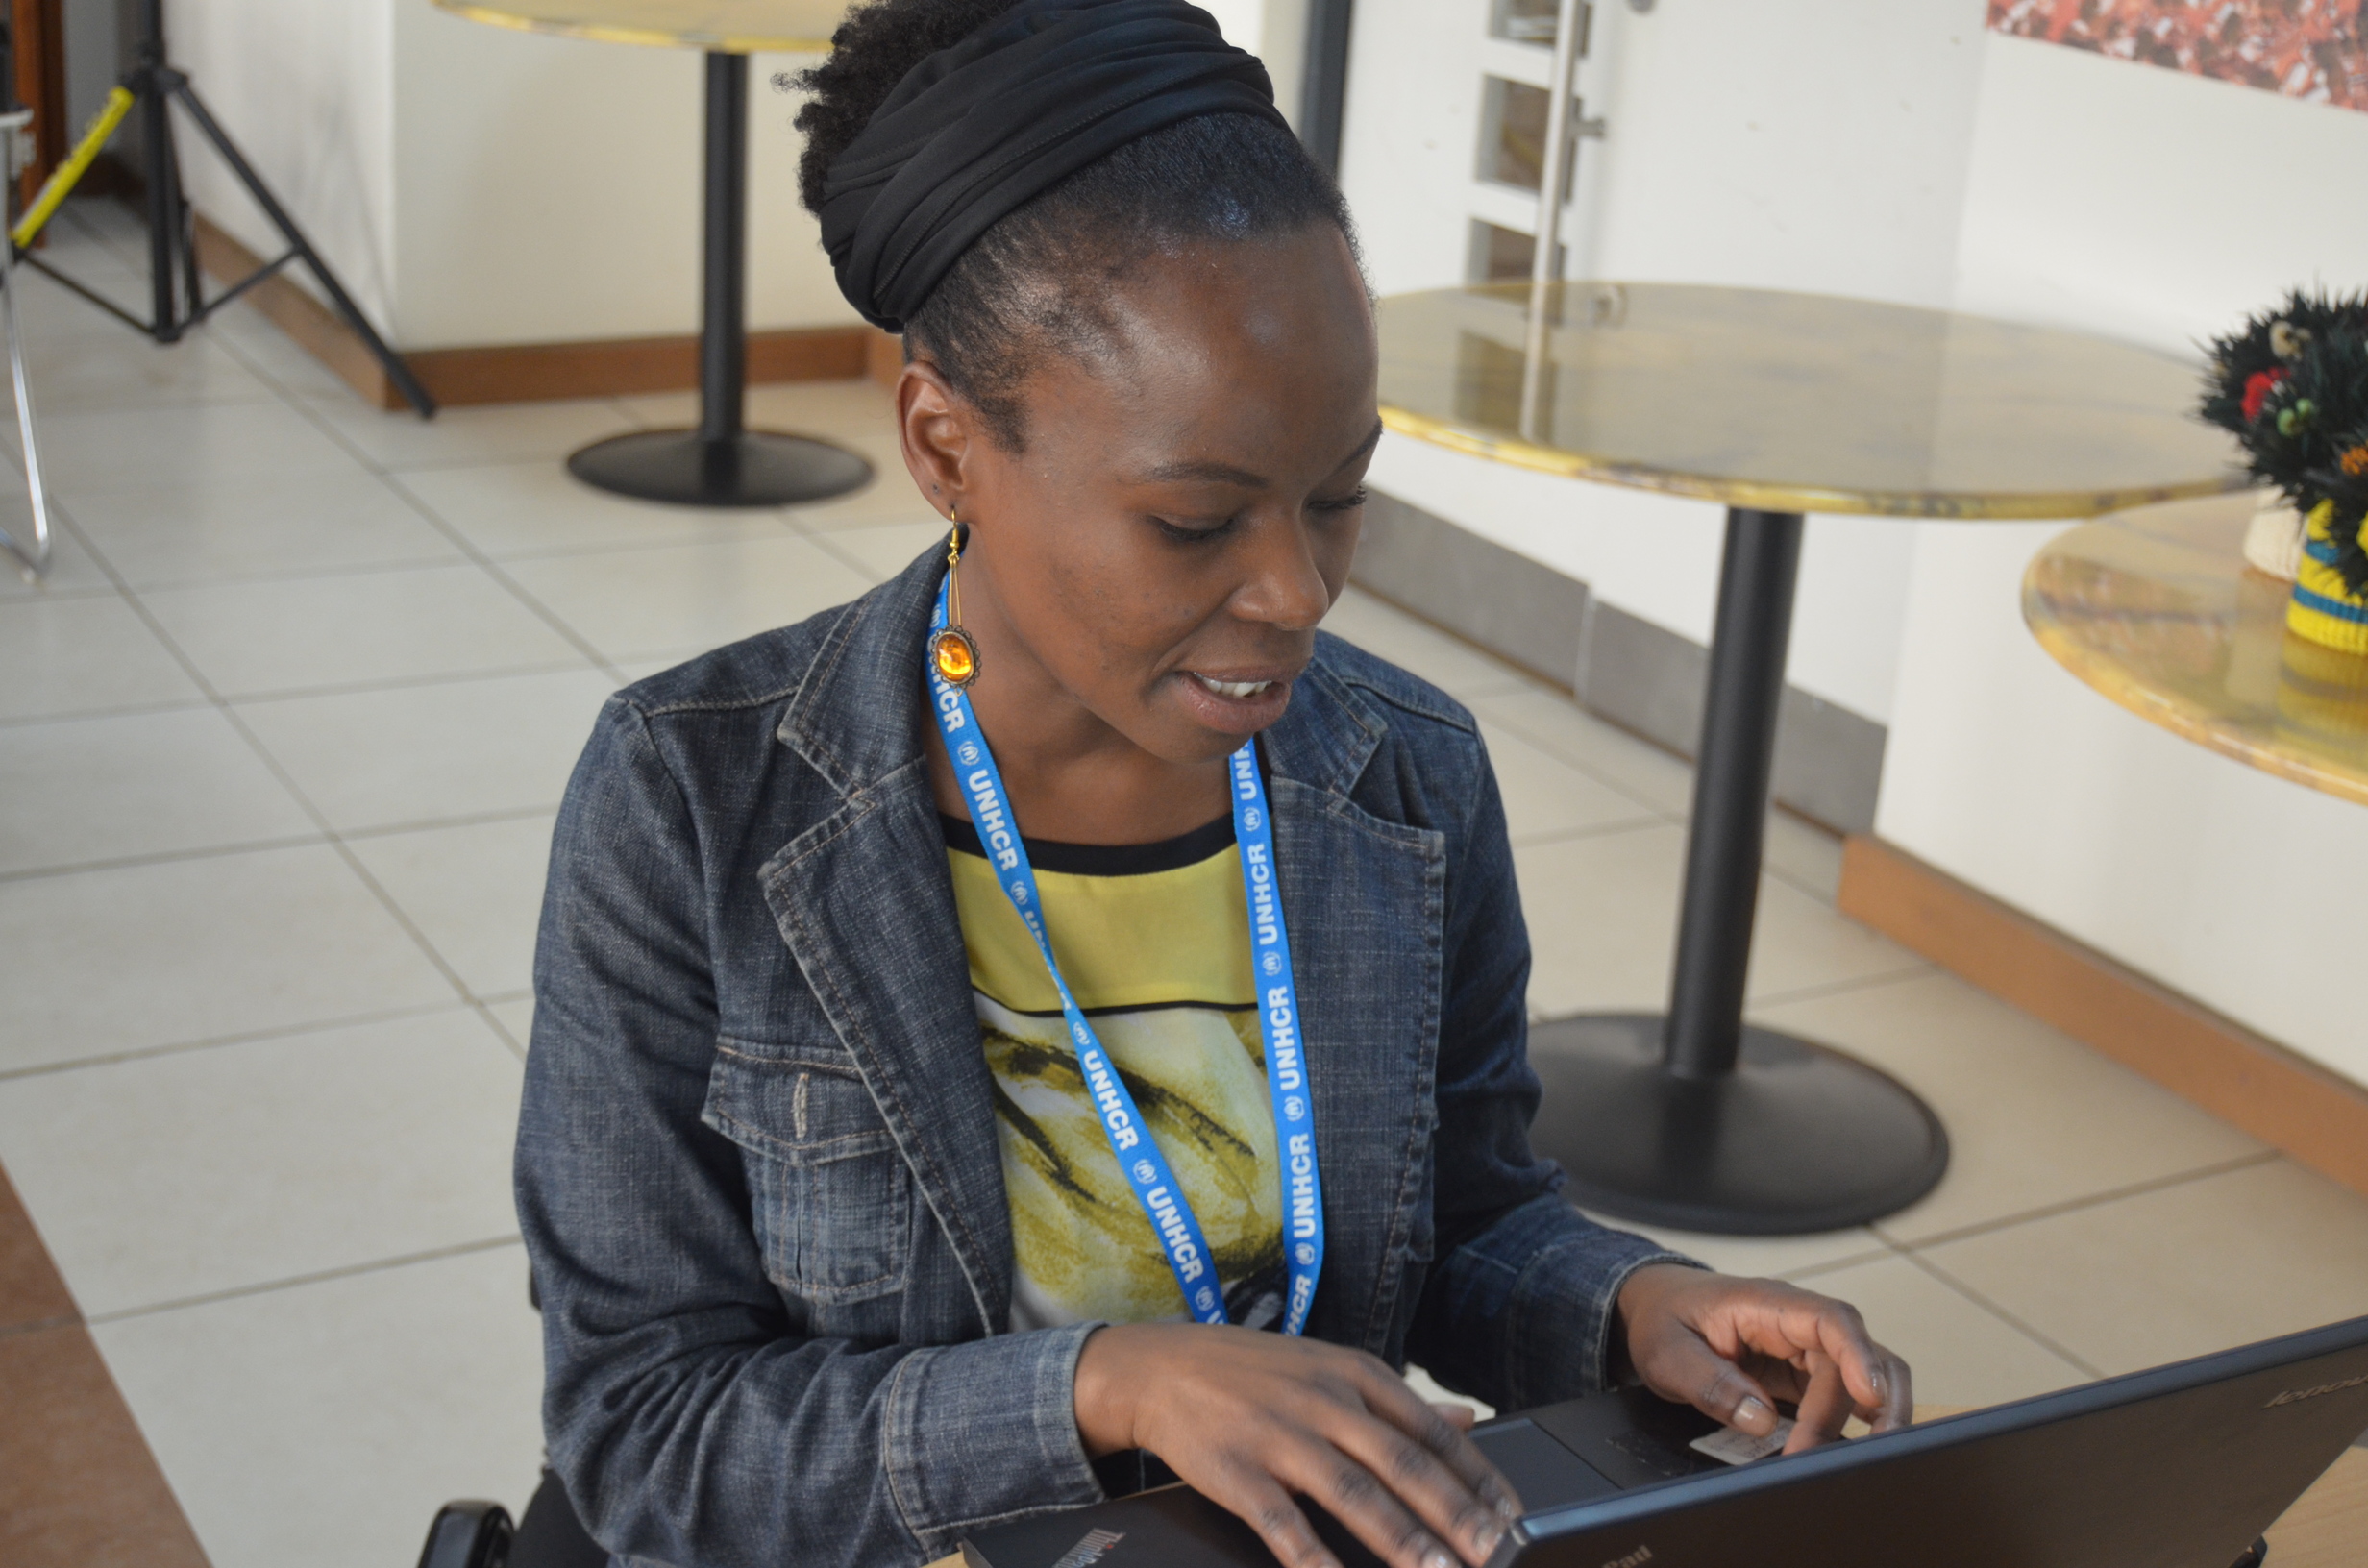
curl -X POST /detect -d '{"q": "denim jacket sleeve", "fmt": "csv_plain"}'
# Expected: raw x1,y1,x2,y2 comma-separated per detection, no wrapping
1402,725,1699,1409
517,698,1102,1568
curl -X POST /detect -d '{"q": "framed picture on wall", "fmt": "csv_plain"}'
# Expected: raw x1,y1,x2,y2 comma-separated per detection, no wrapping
1987,0,2368,112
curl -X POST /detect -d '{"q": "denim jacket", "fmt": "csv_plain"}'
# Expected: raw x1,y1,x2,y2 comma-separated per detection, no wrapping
517,546,1690,1568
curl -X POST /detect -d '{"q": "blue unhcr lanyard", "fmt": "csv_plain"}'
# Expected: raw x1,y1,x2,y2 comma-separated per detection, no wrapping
926,579,1324,1334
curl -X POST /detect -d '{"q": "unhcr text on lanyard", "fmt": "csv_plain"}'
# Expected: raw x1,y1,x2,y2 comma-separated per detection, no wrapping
926,578,1324,1333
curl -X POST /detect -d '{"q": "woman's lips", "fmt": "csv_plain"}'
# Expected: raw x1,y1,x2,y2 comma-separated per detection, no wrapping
1173,668,1295,733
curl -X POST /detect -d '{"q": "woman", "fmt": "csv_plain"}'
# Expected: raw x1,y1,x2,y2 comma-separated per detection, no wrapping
517,3,1912,1566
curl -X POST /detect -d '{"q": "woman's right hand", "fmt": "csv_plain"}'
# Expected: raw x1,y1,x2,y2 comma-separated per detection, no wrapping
1073,1323,1521,1568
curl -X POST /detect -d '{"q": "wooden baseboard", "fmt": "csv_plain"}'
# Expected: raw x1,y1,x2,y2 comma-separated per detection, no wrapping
1838,835,2368,1200
188,210,886,409
865,326,903,389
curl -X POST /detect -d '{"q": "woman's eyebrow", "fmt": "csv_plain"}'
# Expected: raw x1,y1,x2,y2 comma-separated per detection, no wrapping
1341,419,1385,468
1139,422,1386,488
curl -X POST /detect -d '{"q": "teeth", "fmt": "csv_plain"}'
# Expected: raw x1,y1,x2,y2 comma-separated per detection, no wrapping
1193,674,1273,698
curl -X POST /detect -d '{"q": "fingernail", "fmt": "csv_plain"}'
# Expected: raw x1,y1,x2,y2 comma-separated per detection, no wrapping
1736,1397,1773,1431
1475,1523,1504,1556
1424,1550,1457,1568
1494,1496,1521,1522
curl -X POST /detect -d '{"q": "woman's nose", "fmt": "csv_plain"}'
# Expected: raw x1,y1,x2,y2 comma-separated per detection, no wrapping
1237,512,1334,631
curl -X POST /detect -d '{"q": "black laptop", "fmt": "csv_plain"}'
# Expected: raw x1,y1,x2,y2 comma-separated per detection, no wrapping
961,1314,2368,1568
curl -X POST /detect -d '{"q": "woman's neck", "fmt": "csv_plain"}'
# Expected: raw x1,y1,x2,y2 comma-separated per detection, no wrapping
925,582,1232,846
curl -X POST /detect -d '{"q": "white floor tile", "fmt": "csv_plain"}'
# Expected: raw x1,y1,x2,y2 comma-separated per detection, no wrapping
1762,808,1845,903
308,393,638,471
500,533,875,664
395,457,789,558
1781,1255,2094,1409
0,509,113,602
483,995,534,1056
16,324,279,414
0,706,314,875
91,1244,547,1568
1320,587,1538,701
141,563,588,698
1755,972,2265,1245
0,844,454,1073
786,472,942,532
809,517,943,584
0,593,205,721
0,1009,522,1316
36,400,365,496
1580,1210,1891,1283
1471,687,1696,818
235,668,615,832
62,467,465,587
1517,823,1922,1017
205,305,370,404
1481,720,1665,844
1920,1159,2368,1377
350,814,557,1000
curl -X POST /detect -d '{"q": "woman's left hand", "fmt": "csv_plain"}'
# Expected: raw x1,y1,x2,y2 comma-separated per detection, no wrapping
1614,1264,1913,1454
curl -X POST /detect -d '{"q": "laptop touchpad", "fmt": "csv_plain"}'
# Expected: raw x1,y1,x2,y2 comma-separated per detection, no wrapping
1470,1420,1620,1511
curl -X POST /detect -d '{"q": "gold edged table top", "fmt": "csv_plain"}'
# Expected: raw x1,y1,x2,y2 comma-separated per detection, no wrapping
2024,491,2368,805
1374,282,2245,519
431,0,850,52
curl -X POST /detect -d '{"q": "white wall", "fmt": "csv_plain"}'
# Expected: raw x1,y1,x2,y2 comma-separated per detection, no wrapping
1340,4,2368,1087
66,0,127,135
166,0,859,348
388,6,854,348
1876,34,2368,1086
168,0,1297,353
1342,0,1993,724
169,0,401,331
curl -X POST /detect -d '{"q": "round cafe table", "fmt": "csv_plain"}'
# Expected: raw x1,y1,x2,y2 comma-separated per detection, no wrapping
433,0,874,507
2025,490,2368,804
1376,281,2242,1234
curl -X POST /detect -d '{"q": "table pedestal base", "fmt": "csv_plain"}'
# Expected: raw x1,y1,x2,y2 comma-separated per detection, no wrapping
1528,1014,1948,1235
566,429,873,508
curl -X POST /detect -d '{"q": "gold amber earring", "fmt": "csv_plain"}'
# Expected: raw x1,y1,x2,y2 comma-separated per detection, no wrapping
929,513,980,688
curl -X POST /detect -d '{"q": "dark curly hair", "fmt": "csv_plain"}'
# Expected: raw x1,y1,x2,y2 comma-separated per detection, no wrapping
792,0,1356,450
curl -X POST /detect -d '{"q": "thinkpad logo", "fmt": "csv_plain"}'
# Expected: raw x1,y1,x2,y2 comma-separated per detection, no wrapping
1601,1547,1653,1568
2264,1370,2368,1408
1049,1527,1125,1568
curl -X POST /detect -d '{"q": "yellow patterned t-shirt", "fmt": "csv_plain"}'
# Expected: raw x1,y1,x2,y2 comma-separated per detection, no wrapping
944,812,1287,1332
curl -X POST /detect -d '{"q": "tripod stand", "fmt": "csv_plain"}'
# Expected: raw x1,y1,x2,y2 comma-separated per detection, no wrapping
16,0,434,420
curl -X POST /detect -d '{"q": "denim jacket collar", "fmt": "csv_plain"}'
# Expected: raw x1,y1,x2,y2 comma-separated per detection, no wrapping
760,551,1415,1340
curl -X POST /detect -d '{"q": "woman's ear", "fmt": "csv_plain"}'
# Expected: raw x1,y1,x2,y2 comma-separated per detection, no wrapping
897,357,973,519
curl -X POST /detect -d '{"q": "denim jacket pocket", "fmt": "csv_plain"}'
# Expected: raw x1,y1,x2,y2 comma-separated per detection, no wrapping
703,1041,913,1303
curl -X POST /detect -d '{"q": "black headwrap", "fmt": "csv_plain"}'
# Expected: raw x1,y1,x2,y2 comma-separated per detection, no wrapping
817,0,1289,332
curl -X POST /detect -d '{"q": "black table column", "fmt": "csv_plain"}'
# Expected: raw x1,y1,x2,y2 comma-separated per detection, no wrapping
1526,506,1950,1235
568,52,874,508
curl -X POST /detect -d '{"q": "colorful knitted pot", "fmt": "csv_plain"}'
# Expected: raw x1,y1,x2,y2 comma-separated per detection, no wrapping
2288,500,2368,654
2279,623,2368,732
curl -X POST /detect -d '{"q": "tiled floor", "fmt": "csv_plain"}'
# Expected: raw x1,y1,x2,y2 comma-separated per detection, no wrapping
5,201,2367,1566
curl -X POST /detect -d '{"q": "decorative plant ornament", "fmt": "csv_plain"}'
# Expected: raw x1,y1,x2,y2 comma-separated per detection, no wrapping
2242,491,2306,581
2288,500,2368,653
2204,291,2368,653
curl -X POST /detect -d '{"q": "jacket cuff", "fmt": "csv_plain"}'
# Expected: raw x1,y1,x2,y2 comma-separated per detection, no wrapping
881,1322,1106,1556
1508,1219,1701,1403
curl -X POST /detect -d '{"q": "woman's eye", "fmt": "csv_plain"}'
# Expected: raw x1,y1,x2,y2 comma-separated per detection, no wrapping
1152,515,1238,543
1310,487,1369,515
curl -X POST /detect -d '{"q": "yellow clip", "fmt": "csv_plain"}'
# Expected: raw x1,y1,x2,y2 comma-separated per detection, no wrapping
11,86,136,252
